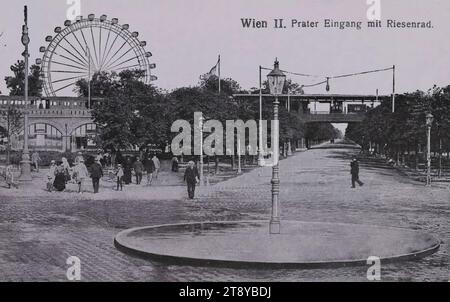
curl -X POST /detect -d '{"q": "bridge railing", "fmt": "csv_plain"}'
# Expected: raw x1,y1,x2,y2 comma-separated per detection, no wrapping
27,109,92,117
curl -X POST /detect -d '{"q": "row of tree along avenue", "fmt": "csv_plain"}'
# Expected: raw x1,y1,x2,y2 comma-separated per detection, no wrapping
346,85,450,175
2,58,344,164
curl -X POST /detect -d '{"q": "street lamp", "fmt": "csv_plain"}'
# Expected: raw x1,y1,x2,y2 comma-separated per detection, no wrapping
19,5,32,182
426,113,434,186
258,65,265,166
267,59,286,234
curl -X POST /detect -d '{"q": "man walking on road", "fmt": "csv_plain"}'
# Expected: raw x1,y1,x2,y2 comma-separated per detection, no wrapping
144,156,155,185
184,161,199,199
31,150,41,172
90,159,103,193
350,157,364,188
152,155,161,179
133,157,144,185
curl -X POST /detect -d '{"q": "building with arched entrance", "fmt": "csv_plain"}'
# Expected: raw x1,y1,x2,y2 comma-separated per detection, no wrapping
0,95,100,153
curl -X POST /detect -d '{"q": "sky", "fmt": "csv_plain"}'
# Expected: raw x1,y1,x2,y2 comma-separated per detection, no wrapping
1,0,450,98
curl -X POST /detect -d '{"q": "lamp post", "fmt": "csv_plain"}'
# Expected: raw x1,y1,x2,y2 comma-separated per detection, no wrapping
426,113,434,186
19,5,32,182
257,65,265,166
267,59,286,234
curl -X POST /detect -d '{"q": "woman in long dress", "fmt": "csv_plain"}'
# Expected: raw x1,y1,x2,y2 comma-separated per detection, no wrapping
61,157,71,183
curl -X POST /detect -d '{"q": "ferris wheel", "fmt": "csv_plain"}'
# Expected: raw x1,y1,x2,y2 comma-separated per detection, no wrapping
36,14,157,97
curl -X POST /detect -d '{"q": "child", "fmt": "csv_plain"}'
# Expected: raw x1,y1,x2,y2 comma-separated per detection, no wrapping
116,164,124,191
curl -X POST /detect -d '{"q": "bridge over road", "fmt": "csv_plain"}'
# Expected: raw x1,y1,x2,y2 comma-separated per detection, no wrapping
233,93,393,123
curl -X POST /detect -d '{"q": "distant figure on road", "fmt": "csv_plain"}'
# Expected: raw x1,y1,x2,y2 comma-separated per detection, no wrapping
5,165,18,189
90,159,104,193
31,151,41,172
152,155,161,179
74,152,84,165
350,157,364,188
115,164,124,191
61,157,71,183
53,162,66,192
73,159,89,194
171,156,179,172
184,161,199,199
133,157,144,185
144,156,155,185
46,160,57,191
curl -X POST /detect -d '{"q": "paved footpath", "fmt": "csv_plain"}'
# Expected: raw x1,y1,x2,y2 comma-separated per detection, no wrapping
1,145,449,281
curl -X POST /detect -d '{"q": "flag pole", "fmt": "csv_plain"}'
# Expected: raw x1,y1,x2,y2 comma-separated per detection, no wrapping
218,55,221,94
392,65,395,113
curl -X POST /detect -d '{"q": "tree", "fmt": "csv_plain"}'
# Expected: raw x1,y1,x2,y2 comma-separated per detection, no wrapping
77,70,169,152
4,60,42,96
346,85,450,171
0,106,23,164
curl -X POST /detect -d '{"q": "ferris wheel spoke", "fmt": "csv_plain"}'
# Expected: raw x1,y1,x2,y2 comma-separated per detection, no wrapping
100,28,112,70
52,74,87,84
106,55,139,71
52,70,87,74
51,60,87,71
101,31,120,70
103,47,135,71
54,51,88,69
90,26,100,68
53,81,82,94
57,43,89,68
70,31,88,62
62,36,89,66
99,26,102,68
103,40,128,71
79,27,97,70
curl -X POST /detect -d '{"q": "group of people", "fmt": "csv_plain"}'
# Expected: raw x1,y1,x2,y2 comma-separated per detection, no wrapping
47,153,104,194
115,155,161,189
44,151,164,193
5,147,205,200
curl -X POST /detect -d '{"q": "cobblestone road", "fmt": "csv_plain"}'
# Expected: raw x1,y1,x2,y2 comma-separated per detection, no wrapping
1,145,449,281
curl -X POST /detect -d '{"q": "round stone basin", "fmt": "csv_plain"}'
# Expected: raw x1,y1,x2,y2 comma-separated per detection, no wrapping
114,220,440,269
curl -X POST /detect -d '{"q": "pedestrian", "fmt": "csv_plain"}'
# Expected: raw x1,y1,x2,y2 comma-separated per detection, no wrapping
31,150,41,172
350,157,364,188
46,160,57,192
144,156,155,185
61,157,71,183
5,165,18,189
152,154,161,179
123,157,132,185
96,150,104,166
184,161,199,199
90,159,103,193
171,156,179,172
74,152,84,165
53,162,66,192
115,164,124,191
73,158,89,194
133,157,144,185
